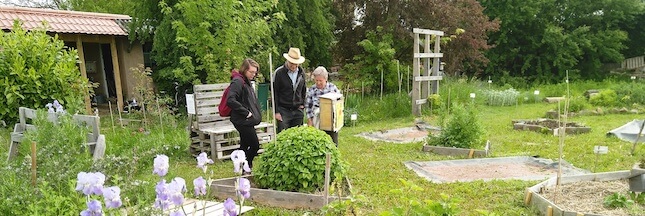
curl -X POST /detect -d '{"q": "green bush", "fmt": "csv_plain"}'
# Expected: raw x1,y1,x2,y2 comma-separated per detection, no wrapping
554,96,590,113
614,82,645,106
603,192,634,208
254,126,346,193
590,89,619,107
0,23,89,124
428,103,484,149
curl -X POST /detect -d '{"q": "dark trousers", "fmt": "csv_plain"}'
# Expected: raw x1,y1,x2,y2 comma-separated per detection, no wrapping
233,124,260,168
325,130,339,146
277,106,304,133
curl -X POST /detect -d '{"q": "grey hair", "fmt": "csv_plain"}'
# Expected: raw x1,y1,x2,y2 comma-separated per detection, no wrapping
312,66,328,80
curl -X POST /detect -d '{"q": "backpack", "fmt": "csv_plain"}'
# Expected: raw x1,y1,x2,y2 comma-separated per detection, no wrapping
218,76,243,117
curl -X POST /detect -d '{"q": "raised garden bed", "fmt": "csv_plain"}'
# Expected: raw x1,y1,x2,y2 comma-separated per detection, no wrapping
209,175,352,210
527,171,645,216
513,119,591,135
421,144,488,158
357,126,440,143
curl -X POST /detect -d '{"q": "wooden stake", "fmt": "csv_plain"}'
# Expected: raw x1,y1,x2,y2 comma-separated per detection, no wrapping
324,153,331,205
547,206,553,216
156,98,164,138
468,149,475,158
524,190,532,205
108,101,116,134
30,141,37,187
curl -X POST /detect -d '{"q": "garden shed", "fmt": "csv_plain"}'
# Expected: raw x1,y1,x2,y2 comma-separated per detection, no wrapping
0,6,146,113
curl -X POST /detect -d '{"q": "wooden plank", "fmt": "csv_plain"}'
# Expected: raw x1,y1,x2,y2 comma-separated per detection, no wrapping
164,198,253,215
412,28,445,36
194,83,229,92
110,36,124,113
414,53,444,58
76,36,92,114
196,115,229,123
194,91,225,100
195,98,222,107
422,145,487,158
196,107,220,116
414,76,443,81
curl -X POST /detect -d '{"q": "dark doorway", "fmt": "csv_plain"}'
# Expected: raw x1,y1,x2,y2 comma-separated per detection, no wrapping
101,44,117,98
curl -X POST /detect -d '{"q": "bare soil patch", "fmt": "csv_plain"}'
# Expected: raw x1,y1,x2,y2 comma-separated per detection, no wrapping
540,180,645,216
421,162,555,182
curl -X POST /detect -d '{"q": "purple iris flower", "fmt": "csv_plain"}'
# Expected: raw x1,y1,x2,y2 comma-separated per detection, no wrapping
154,180,170,210
196,152,214,173
102,186,122,209
222,198,237,216
75,172,105,196
230,150,250,174
153,155,169,177
237,177,251,199
168,177,186,206
80,199,102,216
193,176,207,196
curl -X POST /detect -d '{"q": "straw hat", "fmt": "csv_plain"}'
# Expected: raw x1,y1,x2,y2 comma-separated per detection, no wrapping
283,47,306,64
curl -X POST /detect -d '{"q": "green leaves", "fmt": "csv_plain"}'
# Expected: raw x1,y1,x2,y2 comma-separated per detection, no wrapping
0,24,88,123
254,126,346,193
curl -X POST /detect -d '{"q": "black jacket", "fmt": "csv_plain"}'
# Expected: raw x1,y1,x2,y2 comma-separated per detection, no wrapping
226,73,262,126
273,63,306,111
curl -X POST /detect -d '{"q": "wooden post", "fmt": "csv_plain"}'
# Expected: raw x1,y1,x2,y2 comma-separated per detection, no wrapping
76,37,92,114
108,101,116,134
30,142,37,186
110,36,124,113
432,33,441,94
157,98,164,138
324,153,331,205
546,206,553,216
468,149,475,158
412,33,421,116
422,34,430,99
524,190,532,205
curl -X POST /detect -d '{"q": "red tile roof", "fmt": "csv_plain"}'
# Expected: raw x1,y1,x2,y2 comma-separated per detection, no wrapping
0,6,130,36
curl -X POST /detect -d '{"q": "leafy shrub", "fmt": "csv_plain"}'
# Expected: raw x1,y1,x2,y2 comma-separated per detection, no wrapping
254,126,346,193
428,103,484,149
481,88,519,106
554,96,590,113
603,192,634,208
590,89,619,107
0,23,88,124
614,82,645,106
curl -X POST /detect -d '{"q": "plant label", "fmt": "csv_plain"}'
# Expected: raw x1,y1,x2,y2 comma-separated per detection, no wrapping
488,80,492,83
350,114,357,121
186,94,195,114
631,76,637,80
534,90,540,95
593,146,608,154
470,93,476,98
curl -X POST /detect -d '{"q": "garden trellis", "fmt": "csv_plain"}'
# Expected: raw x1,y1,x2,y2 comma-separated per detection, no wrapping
412,28,444,116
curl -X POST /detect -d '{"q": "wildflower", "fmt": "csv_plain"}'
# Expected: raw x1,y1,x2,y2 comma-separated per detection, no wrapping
196,152,214,173
168,177,186,206
153,155,170,177
237,178,251,199
222,198,237,216
53,100,64,113
75,172,105,196
193,176,207,196
102,186,122,209
230,150,250,174
80,200,102,216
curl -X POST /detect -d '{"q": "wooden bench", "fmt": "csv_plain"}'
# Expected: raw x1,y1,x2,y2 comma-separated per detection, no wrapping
6,107,105,161
190,83,274,160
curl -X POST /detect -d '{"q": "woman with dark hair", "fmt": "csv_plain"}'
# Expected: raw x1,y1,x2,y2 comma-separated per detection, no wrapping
226,58,262,172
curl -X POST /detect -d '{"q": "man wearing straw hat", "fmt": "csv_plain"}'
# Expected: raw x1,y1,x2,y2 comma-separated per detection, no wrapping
273,47,307,133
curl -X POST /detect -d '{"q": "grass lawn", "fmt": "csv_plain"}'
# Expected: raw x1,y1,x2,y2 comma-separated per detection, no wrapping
1,101,643,215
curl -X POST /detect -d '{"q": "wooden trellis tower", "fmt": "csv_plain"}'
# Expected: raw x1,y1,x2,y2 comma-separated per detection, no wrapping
412,28,444,116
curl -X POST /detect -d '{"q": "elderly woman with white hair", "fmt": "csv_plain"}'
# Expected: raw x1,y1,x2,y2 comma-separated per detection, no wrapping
306,66,341,146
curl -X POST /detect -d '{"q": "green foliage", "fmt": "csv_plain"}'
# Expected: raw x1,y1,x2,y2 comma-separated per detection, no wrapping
342,93,412,123
481,88,519,106
564,96,590,113
272,0,335,67
254,126,346,193
590,89,619,107
342,26,398,93
144,0,283,94
380,179,461,216
603,192,634,208
321,195,366,216
26,180,85,215
628,192,645,205
428,103,484,149
0,23,88,123
614,82,645,106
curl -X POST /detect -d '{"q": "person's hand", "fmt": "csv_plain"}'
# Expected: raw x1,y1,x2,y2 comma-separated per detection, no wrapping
275,113,282,121
307,118,313,126
299,105,304,109
246,112,253,118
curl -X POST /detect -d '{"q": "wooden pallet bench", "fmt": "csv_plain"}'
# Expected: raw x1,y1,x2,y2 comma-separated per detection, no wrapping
190,83,274,160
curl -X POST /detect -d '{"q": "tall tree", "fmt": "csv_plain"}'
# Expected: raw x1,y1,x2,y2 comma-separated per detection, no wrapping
481,0,643,83
333,0,499,77
271,0,335,68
